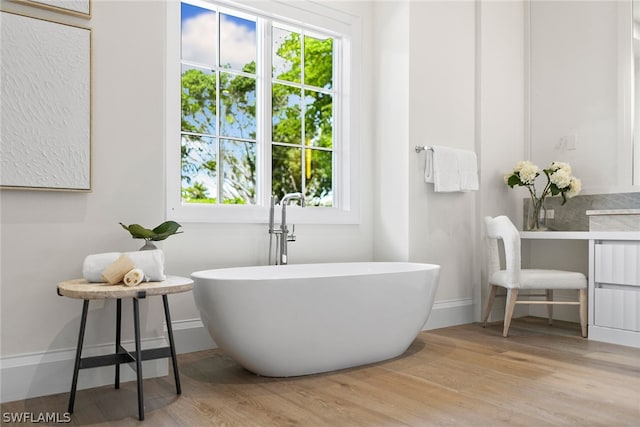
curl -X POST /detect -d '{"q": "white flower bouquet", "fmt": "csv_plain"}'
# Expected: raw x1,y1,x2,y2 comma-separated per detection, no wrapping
504,161,581,229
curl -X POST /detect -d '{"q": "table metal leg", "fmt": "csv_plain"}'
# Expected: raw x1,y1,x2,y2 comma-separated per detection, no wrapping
162,294,181,394
68,299,90,414
115,298,121,389
132,298,145,421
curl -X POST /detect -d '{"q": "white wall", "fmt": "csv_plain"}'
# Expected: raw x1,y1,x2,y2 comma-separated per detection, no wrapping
636,20,640,185
371,0,481,327
372,1,410,262
478,0,527,320
529,1,623,191
0,0,374,402
1,0,172,402
372,0,481,327
1,0,170,355
525,0,633,322
407,0,477,309
373,0,527,327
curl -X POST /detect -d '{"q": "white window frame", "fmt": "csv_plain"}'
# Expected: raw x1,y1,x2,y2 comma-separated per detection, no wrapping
165,0,361,224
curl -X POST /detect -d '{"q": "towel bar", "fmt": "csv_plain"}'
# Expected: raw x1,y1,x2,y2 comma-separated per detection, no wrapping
414,145,433,153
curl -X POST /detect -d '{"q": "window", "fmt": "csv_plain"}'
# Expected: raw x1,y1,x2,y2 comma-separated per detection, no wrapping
180,2,259,205
271,26,335,207
167,0,359,223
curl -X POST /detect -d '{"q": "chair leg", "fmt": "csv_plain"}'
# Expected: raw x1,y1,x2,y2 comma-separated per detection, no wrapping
579,288,587,338
483,285,498,327
546,289,554,326
503,289,519,338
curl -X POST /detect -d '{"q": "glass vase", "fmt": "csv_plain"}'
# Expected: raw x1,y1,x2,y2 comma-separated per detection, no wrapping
139,241,158,251
526,197,547,231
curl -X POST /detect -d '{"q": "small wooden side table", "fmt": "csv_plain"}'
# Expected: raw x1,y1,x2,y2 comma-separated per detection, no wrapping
57,276,194,421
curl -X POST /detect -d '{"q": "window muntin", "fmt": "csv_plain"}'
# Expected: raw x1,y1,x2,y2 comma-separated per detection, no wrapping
180,0,336,208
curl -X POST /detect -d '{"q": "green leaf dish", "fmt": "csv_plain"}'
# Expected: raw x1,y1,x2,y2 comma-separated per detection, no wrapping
120,221,183,241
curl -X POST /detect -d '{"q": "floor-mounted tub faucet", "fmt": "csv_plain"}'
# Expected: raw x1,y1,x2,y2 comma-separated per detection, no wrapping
268,193,305,265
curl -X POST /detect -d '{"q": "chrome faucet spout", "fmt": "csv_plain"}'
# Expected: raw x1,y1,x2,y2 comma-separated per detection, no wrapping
280,192,305,205
280,192,305,229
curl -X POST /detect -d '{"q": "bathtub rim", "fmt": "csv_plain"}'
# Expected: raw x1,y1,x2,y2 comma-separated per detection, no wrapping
191,261,440,281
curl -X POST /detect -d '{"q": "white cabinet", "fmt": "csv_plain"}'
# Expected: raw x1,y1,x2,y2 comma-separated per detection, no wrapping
589,240,640,347
521,231,640,348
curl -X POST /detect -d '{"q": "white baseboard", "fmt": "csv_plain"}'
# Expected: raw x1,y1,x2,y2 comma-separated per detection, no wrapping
0,337,168,404
422,298,475,331
589,325,640,348
167,318,217,354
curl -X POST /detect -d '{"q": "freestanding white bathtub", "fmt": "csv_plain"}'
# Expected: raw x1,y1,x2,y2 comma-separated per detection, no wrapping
191,262,440,377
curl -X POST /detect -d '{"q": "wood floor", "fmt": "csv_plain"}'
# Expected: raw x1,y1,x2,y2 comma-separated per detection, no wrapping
2,317,639,426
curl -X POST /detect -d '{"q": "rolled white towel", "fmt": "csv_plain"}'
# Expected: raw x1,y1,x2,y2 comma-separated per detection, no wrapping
82,252,120,282
123,268,145,287
127,249,166,282
83,249,166,282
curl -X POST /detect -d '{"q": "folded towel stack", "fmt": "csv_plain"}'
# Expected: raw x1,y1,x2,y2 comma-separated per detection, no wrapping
82,249,166,283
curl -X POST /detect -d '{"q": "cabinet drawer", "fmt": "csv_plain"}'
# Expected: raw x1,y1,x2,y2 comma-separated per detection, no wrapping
594,288,640,331
594,242,640,286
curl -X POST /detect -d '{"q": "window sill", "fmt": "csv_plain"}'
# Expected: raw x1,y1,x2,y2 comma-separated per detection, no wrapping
166,203,360,225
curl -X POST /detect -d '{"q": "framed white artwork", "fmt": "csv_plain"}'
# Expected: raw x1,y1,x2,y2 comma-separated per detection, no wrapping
0,11,92,191
10,0,91,18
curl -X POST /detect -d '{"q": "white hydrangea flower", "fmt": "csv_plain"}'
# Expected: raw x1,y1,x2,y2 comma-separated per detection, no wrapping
503,173,511,184
566,177,581,198
518,162,539,184
550,161,571,174
514,160,534,173
550,168,572,189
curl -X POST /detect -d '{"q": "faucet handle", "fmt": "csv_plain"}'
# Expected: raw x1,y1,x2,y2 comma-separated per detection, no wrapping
287,224,297,242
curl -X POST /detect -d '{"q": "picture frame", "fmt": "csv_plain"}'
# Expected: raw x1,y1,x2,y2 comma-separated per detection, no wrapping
0,11,92,191
9,0,91,19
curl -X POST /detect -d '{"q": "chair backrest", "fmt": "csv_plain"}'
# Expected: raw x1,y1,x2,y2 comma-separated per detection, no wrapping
484,215,521,286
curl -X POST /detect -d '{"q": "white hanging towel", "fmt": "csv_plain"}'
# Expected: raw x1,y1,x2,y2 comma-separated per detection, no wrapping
424,145,478,192
458,149,479,191
424,149,435,184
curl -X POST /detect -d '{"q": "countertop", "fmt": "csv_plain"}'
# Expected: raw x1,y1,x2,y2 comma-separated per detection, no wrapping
520,231,640,240
585,209,640,216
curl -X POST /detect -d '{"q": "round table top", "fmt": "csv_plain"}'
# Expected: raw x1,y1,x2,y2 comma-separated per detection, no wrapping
58,275,194,299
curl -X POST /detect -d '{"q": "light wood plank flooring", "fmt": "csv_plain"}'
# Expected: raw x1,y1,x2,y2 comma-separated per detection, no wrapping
2,317,639,426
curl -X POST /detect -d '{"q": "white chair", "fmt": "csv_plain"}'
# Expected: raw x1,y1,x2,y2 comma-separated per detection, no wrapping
483,215,587,337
